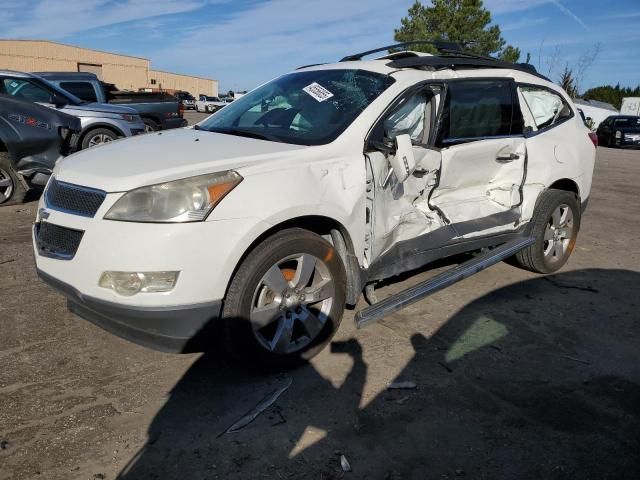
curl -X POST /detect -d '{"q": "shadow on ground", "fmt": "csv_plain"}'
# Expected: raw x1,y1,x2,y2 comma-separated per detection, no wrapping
118,268,640,479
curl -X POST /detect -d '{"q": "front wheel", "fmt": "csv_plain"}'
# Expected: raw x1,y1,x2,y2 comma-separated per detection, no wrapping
0,153,27,206
222,228,346,366
81,128,119,150
511,189,580,274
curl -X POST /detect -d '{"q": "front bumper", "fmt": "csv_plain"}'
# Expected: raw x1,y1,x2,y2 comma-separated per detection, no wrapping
37,268,222,353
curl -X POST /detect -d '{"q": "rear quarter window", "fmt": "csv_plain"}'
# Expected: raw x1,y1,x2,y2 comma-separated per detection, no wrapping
59,82,98,103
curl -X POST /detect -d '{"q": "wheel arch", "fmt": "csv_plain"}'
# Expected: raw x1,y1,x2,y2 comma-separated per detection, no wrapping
228,215,362,307
78,124,124,148
141,115,162,127
548,178,580,200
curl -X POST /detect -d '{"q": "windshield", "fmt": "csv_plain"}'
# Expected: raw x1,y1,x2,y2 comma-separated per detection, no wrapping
613,117,640,129
198,69,395,145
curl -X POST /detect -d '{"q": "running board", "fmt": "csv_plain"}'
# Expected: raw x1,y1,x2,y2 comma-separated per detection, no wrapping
355,237,534,329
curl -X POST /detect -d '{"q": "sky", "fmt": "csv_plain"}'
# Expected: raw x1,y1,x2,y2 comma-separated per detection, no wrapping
0,0,639,93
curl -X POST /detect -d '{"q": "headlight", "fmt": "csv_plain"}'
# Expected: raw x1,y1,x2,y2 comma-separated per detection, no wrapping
104,171,242,222
120,114,140,123
615,130,622,139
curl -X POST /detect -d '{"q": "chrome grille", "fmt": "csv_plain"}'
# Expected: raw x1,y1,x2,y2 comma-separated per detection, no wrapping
35,222,84,260
45,178,106,218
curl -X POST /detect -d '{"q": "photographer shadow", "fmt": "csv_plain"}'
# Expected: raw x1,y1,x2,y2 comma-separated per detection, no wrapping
119,268,640,479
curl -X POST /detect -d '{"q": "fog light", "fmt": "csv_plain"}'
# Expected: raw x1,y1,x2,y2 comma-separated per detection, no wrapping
99,271,179,296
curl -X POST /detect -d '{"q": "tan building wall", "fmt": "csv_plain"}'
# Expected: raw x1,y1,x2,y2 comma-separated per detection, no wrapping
0,39,216,96
149,70,218,97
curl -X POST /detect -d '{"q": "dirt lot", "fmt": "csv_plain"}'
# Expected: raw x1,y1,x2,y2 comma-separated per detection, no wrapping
1,145,639,480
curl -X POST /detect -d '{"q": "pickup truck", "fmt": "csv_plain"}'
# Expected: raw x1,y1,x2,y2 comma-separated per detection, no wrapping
174,91,196,110
195,95,227,113
36,72,187,132
1,93,80,205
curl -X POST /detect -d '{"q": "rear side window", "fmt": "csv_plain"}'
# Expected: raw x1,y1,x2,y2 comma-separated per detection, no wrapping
60,82,98,102
519,86,572,130
438,80,517,145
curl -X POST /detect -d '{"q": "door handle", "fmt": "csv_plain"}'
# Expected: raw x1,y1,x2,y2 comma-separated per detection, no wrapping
496,153,520,162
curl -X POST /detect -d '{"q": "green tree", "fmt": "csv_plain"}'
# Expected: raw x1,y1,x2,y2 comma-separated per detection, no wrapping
559,64,578,98
582,84,640,110
395,0,520,62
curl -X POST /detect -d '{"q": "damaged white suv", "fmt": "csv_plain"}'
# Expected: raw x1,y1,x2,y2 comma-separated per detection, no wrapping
34,42,596,362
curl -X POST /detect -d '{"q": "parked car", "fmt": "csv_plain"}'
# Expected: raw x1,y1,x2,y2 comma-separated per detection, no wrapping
36,72,187,133
34,42,595,364
195,95,226,113
596,115,640,148
175,91,196,110
1,93,80,205
0,70,144,150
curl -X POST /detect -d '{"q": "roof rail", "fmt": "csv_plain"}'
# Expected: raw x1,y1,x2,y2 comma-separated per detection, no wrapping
340,40,463,62
386,55,550,82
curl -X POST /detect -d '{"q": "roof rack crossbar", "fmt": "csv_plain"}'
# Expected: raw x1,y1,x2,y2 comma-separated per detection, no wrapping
340,40,463,62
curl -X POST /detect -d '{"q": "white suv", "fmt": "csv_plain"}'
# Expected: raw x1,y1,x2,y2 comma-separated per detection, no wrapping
33,43,596,363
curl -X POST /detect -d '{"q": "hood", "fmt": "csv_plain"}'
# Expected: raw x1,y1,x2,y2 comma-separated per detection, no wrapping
63,102,138,116
54,127,308,192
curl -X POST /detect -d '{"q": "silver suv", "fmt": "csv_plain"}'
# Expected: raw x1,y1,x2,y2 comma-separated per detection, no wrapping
0,70,145,150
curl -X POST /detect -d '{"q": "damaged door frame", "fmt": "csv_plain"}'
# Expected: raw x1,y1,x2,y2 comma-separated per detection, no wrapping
360,76,532,284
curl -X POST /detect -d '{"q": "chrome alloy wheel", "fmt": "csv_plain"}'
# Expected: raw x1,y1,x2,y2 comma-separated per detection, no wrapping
88,134,114,147
250,254,335,354
543,204,574,264
0,167,14,204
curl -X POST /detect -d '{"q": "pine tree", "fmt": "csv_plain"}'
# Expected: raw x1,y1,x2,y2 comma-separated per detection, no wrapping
394,0,520,62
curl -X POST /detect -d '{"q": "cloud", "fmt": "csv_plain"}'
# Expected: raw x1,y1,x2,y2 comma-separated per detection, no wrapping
501,17,549,32
549,0,590,31
484,0,549,13
0,0,208,39
150,0,414,90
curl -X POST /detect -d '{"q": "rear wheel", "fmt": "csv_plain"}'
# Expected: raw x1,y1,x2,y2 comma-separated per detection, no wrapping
511,189,580,274
81,128,119,150
0,153,27,206
222,228,346,366
143,118,160,133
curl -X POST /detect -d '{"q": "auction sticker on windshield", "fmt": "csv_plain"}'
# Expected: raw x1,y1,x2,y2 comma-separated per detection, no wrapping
303,82,334,102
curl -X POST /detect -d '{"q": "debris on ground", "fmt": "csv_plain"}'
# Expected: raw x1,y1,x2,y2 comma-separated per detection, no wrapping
0,258,15,265
543,277,599,293
219,377,292,436
386,381,417,390
438,361,453,373
0,439,9,450
562,354,591,365
340,454,352,472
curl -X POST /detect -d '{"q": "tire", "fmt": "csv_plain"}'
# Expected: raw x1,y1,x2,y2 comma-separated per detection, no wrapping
0,153,27,206
222,228,347,366
80,128,119,150
143,118,160,133
511,189,580,274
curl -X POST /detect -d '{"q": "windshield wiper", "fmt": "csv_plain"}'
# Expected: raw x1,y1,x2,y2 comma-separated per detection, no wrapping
211,127,283,143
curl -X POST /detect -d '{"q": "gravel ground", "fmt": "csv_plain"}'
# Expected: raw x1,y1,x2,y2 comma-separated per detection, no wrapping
0,146,639,480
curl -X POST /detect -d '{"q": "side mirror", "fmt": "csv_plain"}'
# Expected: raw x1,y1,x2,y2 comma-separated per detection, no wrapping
388,134,415,183
51,93,67,109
